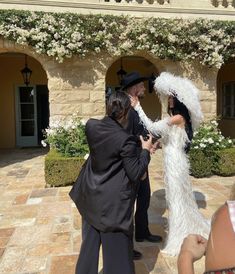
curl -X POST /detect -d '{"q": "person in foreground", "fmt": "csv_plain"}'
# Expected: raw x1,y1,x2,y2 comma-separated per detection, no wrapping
130,72,210,256
178,183,235,274
69,91,152,274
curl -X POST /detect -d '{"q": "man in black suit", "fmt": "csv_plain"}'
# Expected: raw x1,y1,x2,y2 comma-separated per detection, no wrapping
69,91,152,274
121,72,162,252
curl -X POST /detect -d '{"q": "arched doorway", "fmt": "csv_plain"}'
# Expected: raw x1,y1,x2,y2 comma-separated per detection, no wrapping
105,56,161,120
217,60,235,138
0,53,49,148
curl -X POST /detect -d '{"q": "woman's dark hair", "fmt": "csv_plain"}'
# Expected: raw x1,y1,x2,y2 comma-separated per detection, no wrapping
168,96,193,153
106,91,131,121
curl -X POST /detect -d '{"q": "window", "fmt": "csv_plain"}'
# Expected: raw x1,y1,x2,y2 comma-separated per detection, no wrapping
222,82,235,119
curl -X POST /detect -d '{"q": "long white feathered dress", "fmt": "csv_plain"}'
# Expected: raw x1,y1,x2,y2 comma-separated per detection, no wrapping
134,103,210,256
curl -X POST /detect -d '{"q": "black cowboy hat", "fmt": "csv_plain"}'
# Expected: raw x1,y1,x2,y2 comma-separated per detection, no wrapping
121,72,148,90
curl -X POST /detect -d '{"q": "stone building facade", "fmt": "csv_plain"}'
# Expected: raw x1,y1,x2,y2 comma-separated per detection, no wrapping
0,0,235,148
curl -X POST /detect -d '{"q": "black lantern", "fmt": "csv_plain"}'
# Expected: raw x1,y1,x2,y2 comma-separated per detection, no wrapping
117,58,127,84
21,55,32,86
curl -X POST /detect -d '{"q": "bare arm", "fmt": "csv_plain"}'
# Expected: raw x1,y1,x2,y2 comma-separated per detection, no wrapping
169,114,185,128
205,204,235,271
178,234,207,274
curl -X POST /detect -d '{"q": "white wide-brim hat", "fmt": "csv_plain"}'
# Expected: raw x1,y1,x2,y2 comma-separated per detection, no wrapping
154,72,203,131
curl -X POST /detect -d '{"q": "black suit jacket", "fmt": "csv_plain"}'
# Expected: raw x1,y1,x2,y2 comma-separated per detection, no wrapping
125,107,149,138
69,116,150,235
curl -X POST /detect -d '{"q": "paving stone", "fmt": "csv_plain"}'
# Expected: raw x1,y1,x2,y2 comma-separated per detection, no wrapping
72,231,82,253
7,168,29,177
3,204,38,219
30,188,58,198
0,228,15,238
27,244,53,257
9,225,52,247
21,256,47,273
27,197,43,205
52,223,72,233
0,149,234,274
13,194,29,205
0,237,10,248
37,202,71,218
73,213,82,230
49,255,77,274
0,246,26,272
0,217,36,229
0,248,5,258
36,216,54,225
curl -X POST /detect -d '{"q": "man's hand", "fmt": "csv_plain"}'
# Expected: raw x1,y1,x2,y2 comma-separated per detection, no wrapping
150,140,161,154
140,135,152,152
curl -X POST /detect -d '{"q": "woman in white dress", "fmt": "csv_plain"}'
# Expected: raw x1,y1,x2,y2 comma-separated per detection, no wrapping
130,72,210,256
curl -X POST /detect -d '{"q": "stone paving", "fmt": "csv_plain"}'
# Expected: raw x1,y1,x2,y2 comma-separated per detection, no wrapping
0,148,234,274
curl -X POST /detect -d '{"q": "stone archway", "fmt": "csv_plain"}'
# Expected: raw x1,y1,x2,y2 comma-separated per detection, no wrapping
105,55,161,120
0,52,49,148
217,61,235,138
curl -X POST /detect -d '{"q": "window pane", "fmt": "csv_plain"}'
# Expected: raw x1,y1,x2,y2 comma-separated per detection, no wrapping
20,104,34,119
19,87,34,103
222,82,235,118
224,106,231,117
21,121,34,136
224,93,231,106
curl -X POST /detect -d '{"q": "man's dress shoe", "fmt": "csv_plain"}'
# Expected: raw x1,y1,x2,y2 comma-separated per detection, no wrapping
136,234,162,243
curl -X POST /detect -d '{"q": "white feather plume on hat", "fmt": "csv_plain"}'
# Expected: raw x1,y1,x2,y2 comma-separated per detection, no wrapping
154,72,203,131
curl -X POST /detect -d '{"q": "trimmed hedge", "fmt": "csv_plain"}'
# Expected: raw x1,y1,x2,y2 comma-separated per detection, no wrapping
189,147,235,178
45,149,85,187
214,147,235,176
189,150,213,178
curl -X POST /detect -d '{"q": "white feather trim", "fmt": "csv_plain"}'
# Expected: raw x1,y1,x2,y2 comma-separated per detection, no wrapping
154,72,203,131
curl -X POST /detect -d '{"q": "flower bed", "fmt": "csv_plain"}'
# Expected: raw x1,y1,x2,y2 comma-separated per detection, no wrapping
42,115,89,186
189,120,234,178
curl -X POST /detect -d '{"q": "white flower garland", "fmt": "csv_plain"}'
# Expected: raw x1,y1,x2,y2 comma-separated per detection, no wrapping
0,10,234,67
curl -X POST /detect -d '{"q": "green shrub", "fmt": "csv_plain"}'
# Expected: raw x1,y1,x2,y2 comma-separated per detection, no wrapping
189,149,213,178
42,116,89,158
45,149,85,187
191,120,234,154
214,147,235,176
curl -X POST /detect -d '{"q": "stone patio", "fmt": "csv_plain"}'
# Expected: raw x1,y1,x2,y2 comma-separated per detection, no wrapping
0,148,234,274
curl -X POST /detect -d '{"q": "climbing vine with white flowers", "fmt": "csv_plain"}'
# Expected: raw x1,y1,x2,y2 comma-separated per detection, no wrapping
0,9,234,67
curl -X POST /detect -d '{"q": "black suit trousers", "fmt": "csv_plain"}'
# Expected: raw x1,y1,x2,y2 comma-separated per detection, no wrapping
134,173,151,239
76,219,135,274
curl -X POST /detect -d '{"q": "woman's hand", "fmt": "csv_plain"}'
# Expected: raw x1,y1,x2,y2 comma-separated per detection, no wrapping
178,234,207,263
129,95,139,108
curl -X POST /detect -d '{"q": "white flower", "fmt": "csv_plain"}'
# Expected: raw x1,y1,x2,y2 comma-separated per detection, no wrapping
208,138,214,144
41,140,47,147
80,119,87,126
228,140,232,143
211,120,218,126
84,153,89,160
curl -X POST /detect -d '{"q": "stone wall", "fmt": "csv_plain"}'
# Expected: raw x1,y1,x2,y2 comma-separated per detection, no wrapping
0,38,218,126
45,56,108,125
